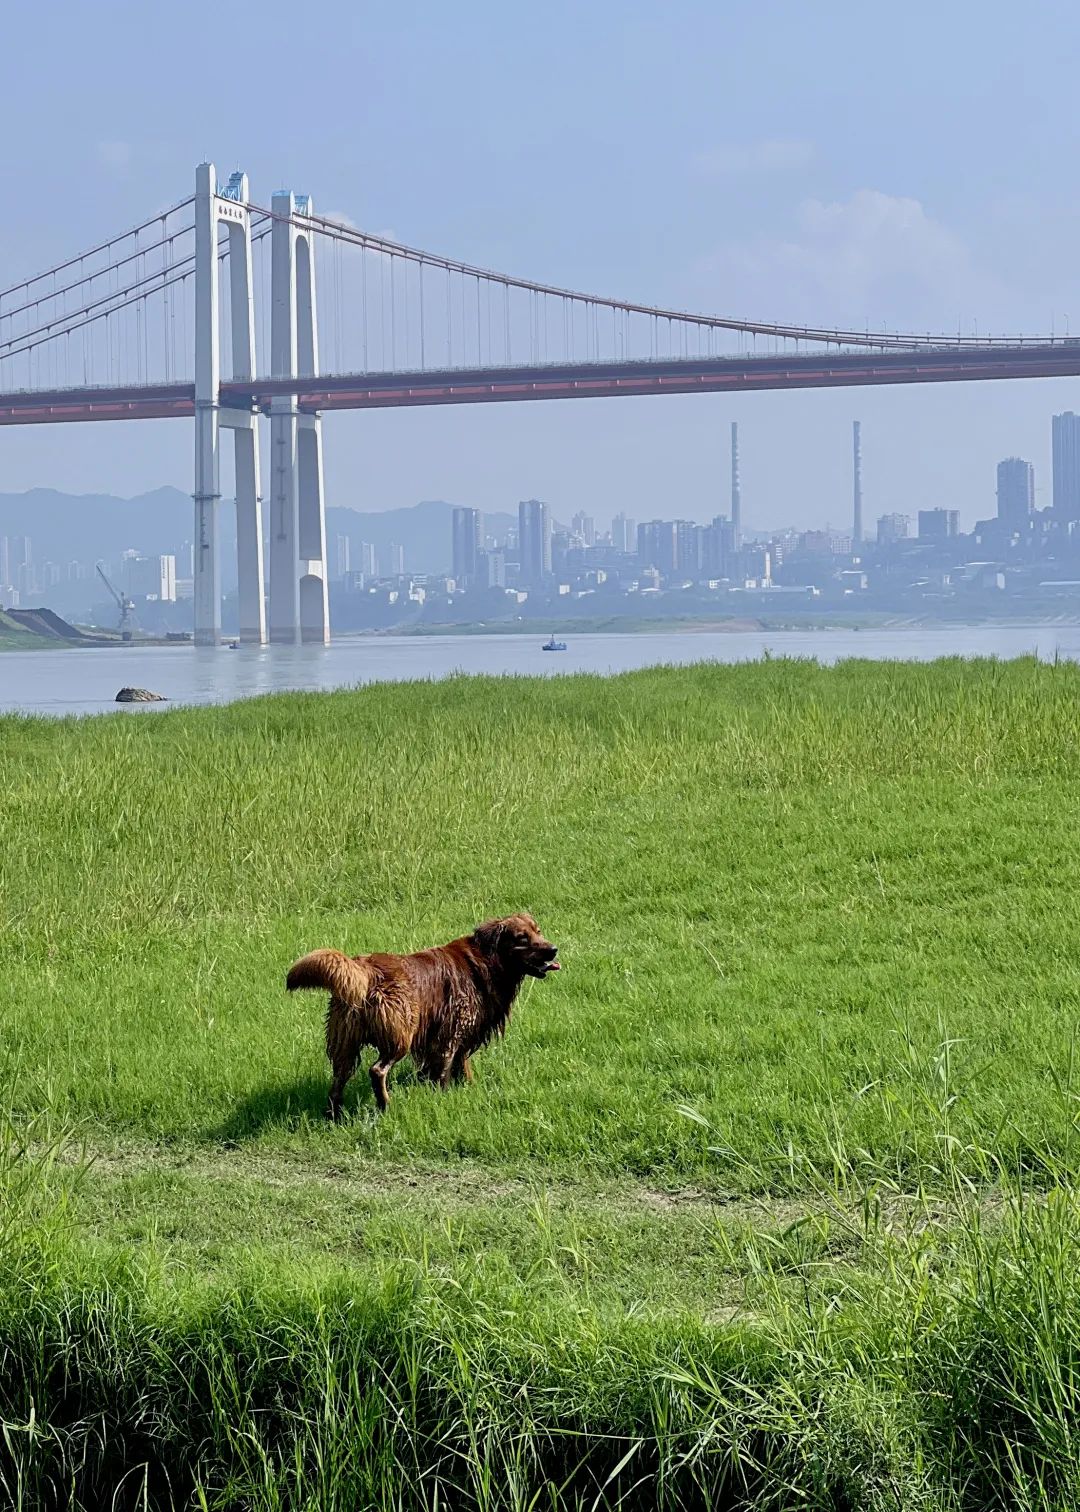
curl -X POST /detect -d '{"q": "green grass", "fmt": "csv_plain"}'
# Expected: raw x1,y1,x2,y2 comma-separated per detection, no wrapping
5,657,1080,1506
0,610,50,649
5,657,1080,1182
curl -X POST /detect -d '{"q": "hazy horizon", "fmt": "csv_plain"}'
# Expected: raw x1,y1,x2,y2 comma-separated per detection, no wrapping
3,0,1079,531
0,482,882,543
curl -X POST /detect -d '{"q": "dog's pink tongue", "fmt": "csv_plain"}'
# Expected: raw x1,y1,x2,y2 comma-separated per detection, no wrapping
549,961,561,971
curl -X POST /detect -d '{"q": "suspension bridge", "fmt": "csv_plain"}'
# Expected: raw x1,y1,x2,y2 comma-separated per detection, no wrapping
2,162,1078,645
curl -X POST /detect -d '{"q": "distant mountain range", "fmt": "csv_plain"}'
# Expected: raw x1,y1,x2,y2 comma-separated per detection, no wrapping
0,487,195,566
0,490,516,577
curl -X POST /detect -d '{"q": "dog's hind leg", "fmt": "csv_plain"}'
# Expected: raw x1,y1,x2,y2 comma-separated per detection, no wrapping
325,1000,360,1122
327,1051,358,1122
434,1043,471,1091
370,1052,404,1112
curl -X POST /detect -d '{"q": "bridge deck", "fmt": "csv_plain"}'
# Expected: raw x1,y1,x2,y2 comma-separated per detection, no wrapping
3,345,1080,424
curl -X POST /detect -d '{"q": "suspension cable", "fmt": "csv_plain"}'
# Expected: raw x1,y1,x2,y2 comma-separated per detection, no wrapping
253,199,1039,352
0,196,196,303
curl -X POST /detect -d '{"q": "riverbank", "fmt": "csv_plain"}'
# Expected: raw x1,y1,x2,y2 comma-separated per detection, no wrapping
4,659,1080,1504
7,607,1080,656
390,608,1080,636
7,623,1080,717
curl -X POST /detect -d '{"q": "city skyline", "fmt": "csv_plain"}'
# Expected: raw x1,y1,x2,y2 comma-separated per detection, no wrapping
3,397,1073,544
6,392,1080,617
7,388,1075,593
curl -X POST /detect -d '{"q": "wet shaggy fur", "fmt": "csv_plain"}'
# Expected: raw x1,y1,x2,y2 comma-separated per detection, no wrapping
286,913,560,1116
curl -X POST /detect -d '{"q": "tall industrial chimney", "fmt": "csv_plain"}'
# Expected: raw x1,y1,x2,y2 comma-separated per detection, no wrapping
852,420,863,546
731,421,742,549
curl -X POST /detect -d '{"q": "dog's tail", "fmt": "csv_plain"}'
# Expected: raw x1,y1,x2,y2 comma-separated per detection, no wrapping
286,949,374,1004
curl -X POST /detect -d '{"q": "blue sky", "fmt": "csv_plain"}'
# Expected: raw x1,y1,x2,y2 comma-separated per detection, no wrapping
3,0,1080,531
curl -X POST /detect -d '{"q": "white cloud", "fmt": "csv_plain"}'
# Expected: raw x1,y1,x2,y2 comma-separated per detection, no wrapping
694,139,814,177
96,140,133,174
694,190,1011,334
322,211,401,245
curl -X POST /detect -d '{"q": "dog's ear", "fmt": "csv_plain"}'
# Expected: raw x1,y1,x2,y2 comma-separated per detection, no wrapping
473,918,506,954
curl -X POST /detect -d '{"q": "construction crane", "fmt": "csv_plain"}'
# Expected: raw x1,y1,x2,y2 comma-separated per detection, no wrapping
95,561,137,642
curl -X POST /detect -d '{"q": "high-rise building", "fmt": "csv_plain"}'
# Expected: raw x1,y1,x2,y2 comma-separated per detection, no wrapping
852,420,863,545
611,512,636,555
701,515,737,576
551,530,571,580
478,550,506,589
335,534,351,578
125,555,177,602
996,457,1035,529
918,509,960,541
800,530,852,557
1053,411,1080,520
571,511,596,547
12,535,33,598
877,512,910,545
358,541,377,577
730,422,742,550
673,520,700,574
452,507,483,583
386,543,405,576
742,544,771,585
0,536,9,587
636,520,678,574
518,499,551,583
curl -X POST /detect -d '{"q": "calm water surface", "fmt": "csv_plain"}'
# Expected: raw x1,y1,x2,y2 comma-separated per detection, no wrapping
2,625,1079,717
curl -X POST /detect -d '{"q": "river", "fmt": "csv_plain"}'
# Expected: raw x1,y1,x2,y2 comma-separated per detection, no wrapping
2,624,1079,716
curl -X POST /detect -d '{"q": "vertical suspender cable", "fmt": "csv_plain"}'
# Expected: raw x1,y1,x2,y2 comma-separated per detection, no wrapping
403,252,409,367
361,246,368,372
379,252,386,369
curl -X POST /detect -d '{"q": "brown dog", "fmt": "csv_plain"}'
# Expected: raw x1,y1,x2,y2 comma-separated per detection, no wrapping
286,913,560,1117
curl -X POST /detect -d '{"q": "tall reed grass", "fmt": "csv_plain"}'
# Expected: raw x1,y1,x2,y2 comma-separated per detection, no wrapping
6,1092,1080,1508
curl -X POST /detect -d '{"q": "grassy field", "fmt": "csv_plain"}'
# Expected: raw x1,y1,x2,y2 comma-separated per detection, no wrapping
4,657,1080,1507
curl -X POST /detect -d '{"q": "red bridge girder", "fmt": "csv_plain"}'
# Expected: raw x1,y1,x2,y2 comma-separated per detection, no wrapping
2,345,1080,424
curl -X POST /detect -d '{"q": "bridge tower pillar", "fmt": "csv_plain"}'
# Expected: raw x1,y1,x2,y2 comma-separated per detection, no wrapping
268,189,329,645
193,163,222,646
194,162,267,645
224,172,266,644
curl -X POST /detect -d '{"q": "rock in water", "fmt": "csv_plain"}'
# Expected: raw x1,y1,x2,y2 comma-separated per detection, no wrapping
115,687,167,703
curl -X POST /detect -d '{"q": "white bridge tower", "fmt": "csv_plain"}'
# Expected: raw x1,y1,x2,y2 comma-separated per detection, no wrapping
193,163,329,646
193,162,266,646
268,188,330,644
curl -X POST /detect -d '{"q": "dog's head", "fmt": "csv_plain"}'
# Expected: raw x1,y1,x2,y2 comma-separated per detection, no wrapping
473,913,560,978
